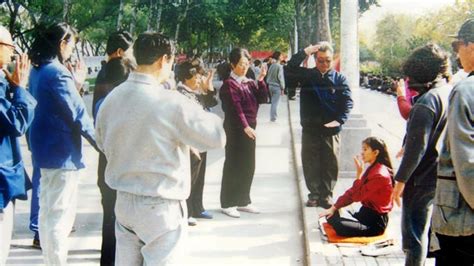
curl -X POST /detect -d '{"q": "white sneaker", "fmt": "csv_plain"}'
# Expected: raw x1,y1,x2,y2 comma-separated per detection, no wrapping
188,217,197,226
222,207,240,218
237,205,260,214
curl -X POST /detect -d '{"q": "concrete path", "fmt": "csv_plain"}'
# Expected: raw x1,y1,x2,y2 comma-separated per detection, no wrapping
7,94,305,265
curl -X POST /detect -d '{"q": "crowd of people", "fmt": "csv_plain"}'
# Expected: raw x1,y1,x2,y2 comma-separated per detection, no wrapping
0,17,473,266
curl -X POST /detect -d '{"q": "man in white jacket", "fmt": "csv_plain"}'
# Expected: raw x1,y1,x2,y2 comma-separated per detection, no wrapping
95,32,226,266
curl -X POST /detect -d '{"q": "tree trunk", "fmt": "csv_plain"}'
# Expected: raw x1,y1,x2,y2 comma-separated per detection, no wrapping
156,0,163,31
63,0,71,23
295,0,305,49
5,1,19,39
316,0,332,43
175,0,191,41
117,0,124,30
130,0,139,34
148,0,155,31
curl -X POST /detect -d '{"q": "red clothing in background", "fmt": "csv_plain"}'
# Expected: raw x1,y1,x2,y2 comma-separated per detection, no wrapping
397,96,412,120
334,163,393,214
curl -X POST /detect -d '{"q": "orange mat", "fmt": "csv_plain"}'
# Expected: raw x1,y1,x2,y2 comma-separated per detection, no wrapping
322,222,387,244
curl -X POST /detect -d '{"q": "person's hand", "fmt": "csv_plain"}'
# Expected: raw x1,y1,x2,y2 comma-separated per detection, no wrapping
257,64,267,81
280,89,284,96
353,155,364,179
318,205,337,219
323,120,341,128
202,69,215,92
396,147,404,159
3,53,30,88
66,60,87,92
392,181,405,207
244,126,256,140
304,44,321,56
396,79,405,97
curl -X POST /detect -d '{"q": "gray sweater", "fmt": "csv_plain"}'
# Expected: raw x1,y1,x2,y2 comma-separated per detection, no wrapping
266,63,285,89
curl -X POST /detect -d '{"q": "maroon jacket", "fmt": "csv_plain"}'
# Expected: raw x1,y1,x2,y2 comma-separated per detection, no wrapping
334,163,393,214
219,77,268,129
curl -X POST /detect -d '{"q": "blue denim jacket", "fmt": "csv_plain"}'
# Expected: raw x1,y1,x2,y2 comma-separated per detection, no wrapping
28,58,96,170
0,75,37,209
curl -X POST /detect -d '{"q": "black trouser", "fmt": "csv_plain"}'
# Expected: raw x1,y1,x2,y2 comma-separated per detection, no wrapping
187,151,207,217
97,152,116,266
436,233,474,266
327,206,388,237
286,86,296,99
220,126,256,208
301,130,340,202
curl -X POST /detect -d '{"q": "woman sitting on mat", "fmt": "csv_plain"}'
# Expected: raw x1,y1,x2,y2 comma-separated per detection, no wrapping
319,137,394,237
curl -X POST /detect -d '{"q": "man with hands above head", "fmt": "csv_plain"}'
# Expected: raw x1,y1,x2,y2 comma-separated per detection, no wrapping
287,42,353,209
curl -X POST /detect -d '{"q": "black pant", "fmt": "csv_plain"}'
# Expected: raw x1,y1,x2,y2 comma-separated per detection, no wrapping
220,126,256,208
436,233,474,266
301,130,340,202
286,86,296,99
187,152,207,217
328,206,388,237
97,153,116,266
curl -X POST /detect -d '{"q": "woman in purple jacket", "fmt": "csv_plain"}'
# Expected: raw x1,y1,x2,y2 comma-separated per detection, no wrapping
219,48,268,218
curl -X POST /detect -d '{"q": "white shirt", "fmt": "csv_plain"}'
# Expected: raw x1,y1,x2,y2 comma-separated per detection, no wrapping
95,72,226,199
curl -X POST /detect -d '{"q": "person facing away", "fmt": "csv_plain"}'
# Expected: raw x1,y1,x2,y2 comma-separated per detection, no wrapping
432,18,474,266
391,43,453,266
92,30,135,266
95,32,226,266
287,41,353,209
27,22,96,266
219,47,269,219
0,25,36,265
319,137,394,237
266,51,285,122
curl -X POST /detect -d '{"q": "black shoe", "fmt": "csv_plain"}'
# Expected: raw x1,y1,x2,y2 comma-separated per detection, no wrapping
318,200,333,209
306,199,318,207
32,238,41,249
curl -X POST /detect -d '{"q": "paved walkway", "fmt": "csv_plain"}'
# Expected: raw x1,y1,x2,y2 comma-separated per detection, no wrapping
7,94,305,265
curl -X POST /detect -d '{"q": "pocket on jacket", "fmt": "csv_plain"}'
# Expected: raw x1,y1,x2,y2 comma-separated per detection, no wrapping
435,179,460,209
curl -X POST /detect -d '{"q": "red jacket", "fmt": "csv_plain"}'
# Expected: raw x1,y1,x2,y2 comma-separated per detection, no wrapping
334,163,393,214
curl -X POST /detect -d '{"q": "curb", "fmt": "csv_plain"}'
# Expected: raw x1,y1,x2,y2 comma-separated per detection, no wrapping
287,97,312,266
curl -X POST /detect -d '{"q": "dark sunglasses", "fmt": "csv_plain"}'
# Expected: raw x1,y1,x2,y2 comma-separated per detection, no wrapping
451,40,464,53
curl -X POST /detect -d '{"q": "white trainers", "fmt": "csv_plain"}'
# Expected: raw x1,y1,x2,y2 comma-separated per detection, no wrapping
188,217,197,226
237,205,260,214
222,207,240,218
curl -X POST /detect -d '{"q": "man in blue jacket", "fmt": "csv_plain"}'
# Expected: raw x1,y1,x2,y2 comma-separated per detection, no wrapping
287,42,353,209
0,25,37,264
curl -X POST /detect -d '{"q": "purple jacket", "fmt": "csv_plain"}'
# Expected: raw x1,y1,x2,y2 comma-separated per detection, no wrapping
219,77,268,129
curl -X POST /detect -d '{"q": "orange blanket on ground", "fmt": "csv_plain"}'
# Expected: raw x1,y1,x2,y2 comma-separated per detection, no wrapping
322,222,387,244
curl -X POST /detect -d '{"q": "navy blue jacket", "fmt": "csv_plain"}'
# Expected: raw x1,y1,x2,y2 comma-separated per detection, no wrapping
287,50,353,135
0,74,36,209
28,58,96,170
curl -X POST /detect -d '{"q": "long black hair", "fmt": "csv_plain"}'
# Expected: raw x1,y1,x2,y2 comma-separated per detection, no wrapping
362,137,394,185
29,22,78,66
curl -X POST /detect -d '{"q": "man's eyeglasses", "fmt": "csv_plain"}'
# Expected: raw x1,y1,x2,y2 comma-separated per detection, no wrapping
0,41,15,50
316,58,332,64
451,40,464,53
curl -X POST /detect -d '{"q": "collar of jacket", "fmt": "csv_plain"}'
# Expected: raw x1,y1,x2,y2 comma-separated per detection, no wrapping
230,71,251,84
127,72,160,87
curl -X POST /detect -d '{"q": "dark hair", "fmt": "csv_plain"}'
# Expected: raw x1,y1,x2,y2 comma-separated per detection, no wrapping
402,43,451,94
272,51,281,60
216,61,231,80
254,59,262,67
133,32,175,65
29,22,78,66
177,61,200,82
362,137,394,185
106,31,133,55
216,47,251,80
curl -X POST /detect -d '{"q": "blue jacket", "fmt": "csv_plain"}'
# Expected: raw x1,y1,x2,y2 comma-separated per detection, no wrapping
28,58,96,170
0,74,37,209
287,50,353,135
